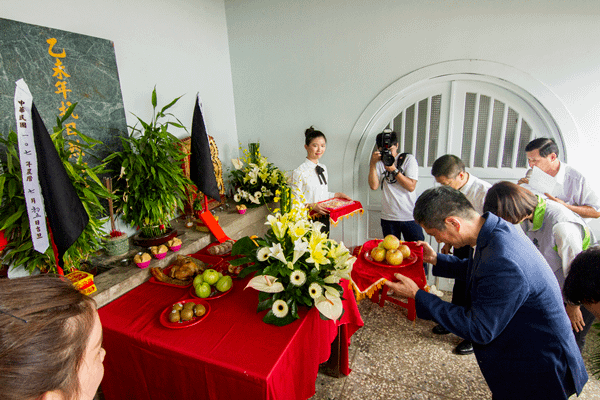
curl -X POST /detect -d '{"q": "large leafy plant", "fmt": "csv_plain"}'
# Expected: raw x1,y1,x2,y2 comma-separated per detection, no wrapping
230,201,356,326
0,104,110,274
105,88,192,238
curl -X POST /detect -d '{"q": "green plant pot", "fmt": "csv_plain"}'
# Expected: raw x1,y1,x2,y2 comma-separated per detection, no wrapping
105,235,129,257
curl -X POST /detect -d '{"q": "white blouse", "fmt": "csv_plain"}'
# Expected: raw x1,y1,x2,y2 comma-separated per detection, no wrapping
291,159,335,204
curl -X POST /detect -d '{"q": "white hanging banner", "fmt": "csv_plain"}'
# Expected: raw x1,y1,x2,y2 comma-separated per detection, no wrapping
14,79,49,254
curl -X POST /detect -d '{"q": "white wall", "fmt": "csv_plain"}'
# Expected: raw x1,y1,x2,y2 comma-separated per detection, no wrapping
2,0,239,164
224,0,600,207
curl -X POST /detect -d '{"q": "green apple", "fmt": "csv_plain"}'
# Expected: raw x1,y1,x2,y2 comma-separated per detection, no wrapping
192,274,204,286
195,282,211,298
203,269,220,285
215,275,233,292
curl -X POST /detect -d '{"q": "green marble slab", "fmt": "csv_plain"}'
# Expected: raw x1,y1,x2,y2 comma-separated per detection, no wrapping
0,18,127,167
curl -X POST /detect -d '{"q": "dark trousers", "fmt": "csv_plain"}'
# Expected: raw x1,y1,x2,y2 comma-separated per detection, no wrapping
574,304,596,351
450,245,471,306
380,219,424,242
381,219,426,273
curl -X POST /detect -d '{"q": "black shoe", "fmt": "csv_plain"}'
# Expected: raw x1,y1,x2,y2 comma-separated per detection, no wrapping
454,340,474,355
432,324,450,335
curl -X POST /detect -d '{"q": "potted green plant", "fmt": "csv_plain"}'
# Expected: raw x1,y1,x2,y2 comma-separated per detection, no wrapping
104,87,192,246
0,104,110,275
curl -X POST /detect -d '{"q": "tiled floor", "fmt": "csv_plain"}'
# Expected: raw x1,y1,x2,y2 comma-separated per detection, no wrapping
311,293,600,400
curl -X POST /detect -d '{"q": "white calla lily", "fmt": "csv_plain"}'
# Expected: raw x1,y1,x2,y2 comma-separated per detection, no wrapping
315,292,343,320
245,275,284,293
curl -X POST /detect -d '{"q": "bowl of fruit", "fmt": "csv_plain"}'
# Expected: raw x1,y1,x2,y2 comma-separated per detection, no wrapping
190,268,234,300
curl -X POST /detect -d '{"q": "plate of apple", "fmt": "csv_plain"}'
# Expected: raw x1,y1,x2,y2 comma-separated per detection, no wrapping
363,235,417,267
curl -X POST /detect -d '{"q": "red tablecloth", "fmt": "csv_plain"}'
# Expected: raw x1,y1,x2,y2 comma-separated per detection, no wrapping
350,241,426,300
98,276,363,400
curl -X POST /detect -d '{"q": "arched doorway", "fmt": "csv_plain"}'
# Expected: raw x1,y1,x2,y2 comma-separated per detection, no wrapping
342,60,577,270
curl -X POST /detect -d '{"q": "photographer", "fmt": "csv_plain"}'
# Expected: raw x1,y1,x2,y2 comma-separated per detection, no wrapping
368,129,424,243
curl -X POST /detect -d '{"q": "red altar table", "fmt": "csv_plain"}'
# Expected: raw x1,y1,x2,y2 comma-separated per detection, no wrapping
98,276,363,400
350,241,426,321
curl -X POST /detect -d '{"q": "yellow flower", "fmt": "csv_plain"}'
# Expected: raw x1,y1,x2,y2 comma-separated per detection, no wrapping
306,235,330,269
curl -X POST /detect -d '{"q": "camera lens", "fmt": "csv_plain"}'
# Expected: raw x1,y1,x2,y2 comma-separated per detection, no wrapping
381,151,395,167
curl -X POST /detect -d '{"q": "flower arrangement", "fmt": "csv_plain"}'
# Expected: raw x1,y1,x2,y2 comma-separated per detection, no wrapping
230,143,287,207
230,202,356,326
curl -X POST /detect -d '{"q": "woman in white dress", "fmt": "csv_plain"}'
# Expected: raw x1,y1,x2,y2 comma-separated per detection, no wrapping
291,126,350,232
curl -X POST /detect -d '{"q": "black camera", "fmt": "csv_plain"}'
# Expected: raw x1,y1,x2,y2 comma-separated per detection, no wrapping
379,128,395,167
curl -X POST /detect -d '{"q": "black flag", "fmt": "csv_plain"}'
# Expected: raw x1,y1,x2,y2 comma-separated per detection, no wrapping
190,95,220,202
31,103,89,266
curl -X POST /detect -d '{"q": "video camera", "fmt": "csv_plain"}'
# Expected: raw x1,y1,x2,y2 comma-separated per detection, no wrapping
379,128,396,167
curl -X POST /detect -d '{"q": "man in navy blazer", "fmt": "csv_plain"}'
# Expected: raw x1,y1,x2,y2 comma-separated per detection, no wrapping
386,186,587,399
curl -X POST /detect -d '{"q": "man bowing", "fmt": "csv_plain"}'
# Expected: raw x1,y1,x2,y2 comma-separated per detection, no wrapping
386,186,587,400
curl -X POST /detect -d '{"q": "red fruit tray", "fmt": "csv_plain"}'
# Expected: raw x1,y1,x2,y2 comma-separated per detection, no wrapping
160,299,210,329
362,239,418,268
148,255,223,288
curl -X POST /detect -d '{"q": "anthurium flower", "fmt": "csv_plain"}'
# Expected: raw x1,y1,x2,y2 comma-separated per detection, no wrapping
308,282,322,299
257,247,270,261
272,300,289,318
231,158,244,170
290,270,307,286
315,292,343,320
245,275,284,293
268,243,287,264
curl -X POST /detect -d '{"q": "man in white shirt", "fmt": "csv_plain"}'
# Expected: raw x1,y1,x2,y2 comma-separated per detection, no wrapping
429,154,492,355
518,137,600,220
368,129,424,243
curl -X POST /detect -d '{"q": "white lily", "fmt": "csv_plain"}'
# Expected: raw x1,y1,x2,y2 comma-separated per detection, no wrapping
268,242,287,264
245,275,284,293
324,274,341,284
292,238,309,264
315,292,343,320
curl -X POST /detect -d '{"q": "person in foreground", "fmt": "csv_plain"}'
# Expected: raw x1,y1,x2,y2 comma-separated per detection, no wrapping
385,186,587,399
0,274,105,400
564,246,600,321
